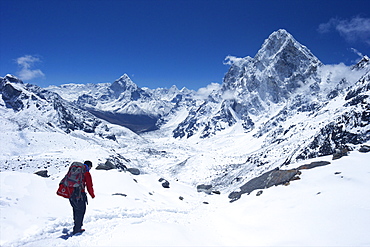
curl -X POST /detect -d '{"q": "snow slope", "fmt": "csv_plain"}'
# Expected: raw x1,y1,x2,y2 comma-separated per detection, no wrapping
1,148,369,246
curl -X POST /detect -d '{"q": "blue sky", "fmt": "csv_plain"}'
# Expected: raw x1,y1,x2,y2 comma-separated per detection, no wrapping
1,0,369,90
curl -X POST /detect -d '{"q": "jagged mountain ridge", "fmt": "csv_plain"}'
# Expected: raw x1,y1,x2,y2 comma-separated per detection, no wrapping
1,29,369,193
223,29,321,99
174,29,324,139
47,74,198,133
0,74,140,143
174,30,369,144
164,29,369,189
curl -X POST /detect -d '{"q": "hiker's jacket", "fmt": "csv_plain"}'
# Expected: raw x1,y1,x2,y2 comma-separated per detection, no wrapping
83,169,95,198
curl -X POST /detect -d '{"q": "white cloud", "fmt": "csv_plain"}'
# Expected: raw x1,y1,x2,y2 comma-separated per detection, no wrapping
16,55,45,81
318,16,370,45
317,21,333,34
318,63,364,85
221,89,236,101
223,55,246,66
351,48,363,58
196,82,221,99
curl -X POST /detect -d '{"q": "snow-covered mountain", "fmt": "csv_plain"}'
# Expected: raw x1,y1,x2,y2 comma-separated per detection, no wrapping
0,74,146,139
170,30,370,190
1,29,370,246
174,29,368,138
2,29,370,191
0,74,147,174
47,74,197,133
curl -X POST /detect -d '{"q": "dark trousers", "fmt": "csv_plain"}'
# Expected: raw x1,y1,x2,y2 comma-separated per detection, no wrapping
69,192,87,233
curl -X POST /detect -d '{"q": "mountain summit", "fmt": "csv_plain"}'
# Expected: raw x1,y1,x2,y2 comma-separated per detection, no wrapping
110,74,145,99
174,29,324,139
223,29,321,104
256,29,318,65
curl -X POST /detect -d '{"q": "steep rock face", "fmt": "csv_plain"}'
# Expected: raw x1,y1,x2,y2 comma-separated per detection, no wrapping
0,75,25,111
351,55,370,71
209,61,369,191
296,71,370,160
170,30,370,191
223,29,321,104
109,74,144,99
173,29,322,139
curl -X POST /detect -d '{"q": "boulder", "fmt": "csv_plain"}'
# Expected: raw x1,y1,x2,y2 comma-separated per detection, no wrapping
162,181,170,188
229,168,300,202
228,191,242,202
112,193,127,197
332,147,350,160
96,160,116,170
197,184,213,194
34,170,50,178
159,178,170,188
297,161,330,170
127,168,140,175
359,145,370,153
239,168,300,195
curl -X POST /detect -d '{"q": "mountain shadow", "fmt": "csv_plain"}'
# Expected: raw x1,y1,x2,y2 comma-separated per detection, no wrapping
88,109,158,133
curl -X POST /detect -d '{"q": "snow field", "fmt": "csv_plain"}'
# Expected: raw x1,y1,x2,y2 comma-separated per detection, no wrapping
1,150,370,246
209,151,370,246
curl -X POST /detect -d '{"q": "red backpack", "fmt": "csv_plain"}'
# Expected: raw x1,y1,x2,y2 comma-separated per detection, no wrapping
57,162,86,198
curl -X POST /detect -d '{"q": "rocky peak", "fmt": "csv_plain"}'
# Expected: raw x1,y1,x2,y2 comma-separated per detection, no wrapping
255,29,320,69
0,75,26,111
255,29,296,61
352,55,370,71
222,29,321,105
110,74,138,96
174,30,326,139
1,74,23,91
2,74,24,84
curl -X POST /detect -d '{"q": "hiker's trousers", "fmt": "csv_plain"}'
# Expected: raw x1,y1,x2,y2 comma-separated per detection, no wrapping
69,192,87,233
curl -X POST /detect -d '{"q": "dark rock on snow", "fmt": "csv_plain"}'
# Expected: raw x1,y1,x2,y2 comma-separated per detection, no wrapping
127,168,140,175
34,170,50,178
159,178,170,188
112,193,127,197
359,145,370,153
297,161,331,170
96,160,116,170
228,168,301,202
228,160,332,202
197,184,213,194
332,147,350,160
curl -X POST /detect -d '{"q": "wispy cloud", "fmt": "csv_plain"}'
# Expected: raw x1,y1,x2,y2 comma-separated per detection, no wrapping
318,16,370,45
351,48,363,58
16,55,45,81
195,82,221,99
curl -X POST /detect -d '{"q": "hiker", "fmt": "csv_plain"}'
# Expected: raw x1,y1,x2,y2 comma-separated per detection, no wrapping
69,160,95,235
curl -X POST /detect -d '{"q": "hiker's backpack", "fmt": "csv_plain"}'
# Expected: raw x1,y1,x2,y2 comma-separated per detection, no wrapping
56,162,86,199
